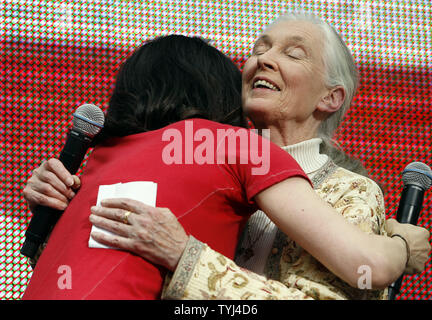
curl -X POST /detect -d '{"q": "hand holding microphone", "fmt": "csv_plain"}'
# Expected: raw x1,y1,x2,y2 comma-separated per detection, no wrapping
387,162,432,299
24,159,81,213
386,218,431,274
21,104,105,259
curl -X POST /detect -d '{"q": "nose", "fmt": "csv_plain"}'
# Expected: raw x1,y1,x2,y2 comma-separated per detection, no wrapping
256,50,278,71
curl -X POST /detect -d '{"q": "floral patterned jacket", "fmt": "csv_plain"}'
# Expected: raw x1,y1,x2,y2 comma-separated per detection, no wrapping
161,160,388,300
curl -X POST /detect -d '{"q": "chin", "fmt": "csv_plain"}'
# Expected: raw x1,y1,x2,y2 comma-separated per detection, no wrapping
244,107,273,128
244,100,273,114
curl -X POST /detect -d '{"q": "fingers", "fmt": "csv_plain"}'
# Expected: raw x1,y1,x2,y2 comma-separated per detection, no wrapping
398,224,432,275
89,201,187,271
90,205,135,225
23,158,82,211
37,161,77,198
90,230,134,252
419,227,432,252
23,186,68,211
42,159,75,188
89,213,132,238
71,175,81,190
384,218,397,235
29,173,71,198
100,198,155,216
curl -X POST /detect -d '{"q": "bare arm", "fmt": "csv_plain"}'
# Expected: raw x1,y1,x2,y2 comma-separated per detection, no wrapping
23,160,430,287
91,193,429,296
254,177,415,289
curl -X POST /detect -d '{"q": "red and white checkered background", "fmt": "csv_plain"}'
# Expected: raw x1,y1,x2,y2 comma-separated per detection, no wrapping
1,0,431,299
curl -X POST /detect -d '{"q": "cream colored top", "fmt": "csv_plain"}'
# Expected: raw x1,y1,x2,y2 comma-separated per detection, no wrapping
163,139,388,300
235,138,328,275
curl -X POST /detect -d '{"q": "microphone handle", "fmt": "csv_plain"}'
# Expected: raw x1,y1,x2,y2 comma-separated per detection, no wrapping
20,206,63,258
59,129,93,174
396,186,424,224
20,129,92,259
388,185,425,300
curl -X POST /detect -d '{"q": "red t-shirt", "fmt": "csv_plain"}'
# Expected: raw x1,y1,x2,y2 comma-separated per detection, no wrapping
23,119,309,300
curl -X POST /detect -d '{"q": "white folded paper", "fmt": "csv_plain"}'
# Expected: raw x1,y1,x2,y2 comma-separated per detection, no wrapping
89,181,157,249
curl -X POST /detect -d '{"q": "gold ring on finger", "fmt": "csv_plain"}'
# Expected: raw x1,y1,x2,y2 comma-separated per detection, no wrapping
122,211,132,224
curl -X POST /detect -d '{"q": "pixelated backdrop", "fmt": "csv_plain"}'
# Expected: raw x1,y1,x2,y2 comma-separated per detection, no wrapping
1,0,431,299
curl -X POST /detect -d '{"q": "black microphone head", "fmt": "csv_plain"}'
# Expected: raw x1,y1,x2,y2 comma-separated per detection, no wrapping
402,162,432,190
72,104,105,137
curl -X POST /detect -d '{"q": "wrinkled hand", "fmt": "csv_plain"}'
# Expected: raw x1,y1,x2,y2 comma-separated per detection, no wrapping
89,198,189,271
386,218,431,274
23,158,81,212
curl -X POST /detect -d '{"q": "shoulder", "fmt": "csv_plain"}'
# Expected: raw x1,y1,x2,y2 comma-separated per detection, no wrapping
320,166,383,196
314,164,387,235
316,165,385,211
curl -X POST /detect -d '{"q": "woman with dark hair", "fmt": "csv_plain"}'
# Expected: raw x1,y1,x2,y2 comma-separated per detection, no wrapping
22,34,428,300
101,35,247,137
23,35,259,299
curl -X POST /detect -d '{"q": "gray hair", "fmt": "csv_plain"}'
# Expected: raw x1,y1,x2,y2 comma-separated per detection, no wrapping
266,12,358,138
265,13,373,179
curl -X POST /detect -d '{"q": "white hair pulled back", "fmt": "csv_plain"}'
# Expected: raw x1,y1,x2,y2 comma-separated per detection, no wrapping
266,13,371,178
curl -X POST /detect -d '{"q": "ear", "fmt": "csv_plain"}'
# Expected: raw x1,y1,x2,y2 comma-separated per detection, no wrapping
316,86,346,113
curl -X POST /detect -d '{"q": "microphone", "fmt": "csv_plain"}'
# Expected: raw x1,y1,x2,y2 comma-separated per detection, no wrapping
20,104,105,259
388,162,432,300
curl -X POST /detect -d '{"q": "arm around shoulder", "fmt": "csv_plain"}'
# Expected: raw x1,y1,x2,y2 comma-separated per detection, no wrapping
254,176,407,289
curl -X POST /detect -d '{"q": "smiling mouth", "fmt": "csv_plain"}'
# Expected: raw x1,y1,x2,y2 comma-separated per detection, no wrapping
253,79,280,91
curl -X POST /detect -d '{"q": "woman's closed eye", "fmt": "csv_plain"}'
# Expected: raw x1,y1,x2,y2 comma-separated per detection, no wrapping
253,45,268,55
285,47,306,59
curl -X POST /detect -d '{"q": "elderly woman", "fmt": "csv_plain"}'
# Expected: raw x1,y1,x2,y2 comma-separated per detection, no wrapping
156,13,430,300
24,13,430,299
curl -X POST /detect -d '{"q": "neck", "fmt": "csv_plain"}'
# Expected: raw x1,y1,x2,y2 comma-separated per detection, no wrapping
255,119,321,147
280,138,328,174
